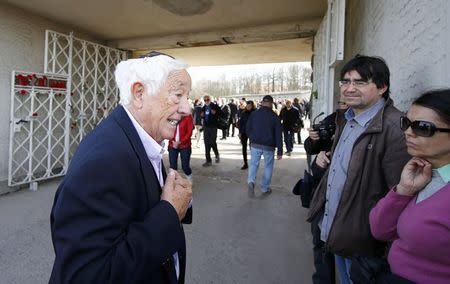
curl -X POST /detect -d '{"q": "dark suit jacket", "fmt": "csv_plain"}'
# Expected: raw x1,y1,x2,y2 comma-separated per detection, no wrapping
50,106,192,283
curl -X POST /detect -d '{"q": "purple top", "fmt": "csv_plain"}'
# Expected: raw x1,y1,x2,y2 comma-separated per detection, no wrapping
370,184,450,284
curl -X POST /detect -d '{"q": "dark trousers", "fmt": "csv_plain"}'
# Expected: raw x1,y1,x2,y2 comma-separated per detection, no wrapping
240,133,249,165
168,147,192,176
297,130,302,144
311,215,335,284
222,128,228,139
228,118,235,136
283,129,294,152
204,126,219,162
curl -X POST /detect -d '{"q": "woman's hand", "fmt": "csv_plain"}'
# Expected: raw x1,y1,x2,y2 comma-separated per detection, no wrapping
396,157,432,196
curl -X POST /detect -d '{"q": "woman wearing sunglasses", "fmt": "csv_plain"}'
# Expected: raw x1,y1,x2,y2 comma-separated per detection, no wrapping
369,89,450,284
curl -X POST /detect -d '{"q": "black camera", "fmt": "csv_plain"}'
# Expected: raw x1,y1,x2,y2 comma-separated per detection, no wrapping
312,112,336,141
312,122,336,141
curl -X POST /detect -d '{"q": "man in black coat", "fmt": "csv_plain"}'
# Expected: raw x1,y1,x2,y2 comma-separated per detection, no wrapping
201,95,221,166
50,52,193,283
279,100,301,156
228,99,238,137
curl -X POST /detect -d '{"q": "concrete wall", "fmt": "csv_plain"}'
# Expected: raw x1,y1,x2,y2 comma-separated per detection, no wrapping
312,0,450,118
0,3,101,184
310,14,328,122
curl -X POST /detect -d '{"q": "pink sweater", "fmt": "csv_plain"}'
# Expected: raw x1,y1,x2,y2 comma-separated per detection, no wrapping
369,184,450,284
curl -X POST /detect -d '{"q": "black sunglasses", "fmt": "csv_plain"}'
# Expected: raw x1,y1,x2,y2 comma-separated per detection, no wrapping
139,51,174,59
400,116,450,137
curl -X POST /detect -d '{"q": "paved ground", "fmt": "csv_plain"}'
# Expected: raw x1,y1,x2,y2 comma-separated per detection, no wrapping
0,130,314,284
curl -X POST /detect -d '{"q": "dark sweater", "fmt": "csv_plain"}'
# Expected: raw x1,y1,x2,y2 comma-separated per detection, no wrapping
246,106,283,156
238,109,254,135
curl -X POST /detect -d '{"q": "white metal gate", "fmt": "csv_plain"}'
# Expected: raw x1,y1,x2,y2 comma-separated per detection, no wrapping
44,30,126,157
9,72,70,186
8,30,125,186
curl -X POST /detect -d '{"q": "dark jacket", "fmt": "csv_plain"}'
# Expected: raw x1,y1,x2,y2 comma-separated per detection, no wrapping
221,104,231,121
304,112,337,155
237,109,254,135
202,102,221,128
193,105,203,126
246,106,283,156
228,102,238,123
50,106,192,283
307,98,411,257
293,102,305,117
279,106,300,131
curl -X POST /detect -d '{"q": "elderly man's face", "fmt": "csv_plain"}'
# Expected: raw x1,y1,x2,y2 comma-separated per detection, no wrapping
139,70,191,143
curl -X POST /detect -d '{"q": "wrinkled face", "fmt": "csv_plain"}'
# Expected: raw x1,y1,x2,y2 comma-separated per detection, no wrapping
138,70,191,143
340,70,386,115
404,104,450,167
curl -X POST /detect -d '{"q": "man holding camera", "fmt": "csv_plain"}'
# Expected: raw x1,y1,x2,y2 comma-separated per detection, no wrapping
304,98,347,284
307,55,410,284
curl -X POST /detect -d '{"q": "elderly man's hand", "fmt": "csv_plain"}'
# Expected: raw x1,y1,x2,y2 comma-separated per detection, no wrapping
307,127,320,141
161,169,192,220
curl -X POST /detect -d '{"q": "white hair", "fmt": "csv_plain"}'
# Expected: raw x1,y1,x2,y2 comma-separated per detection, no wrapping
114,55,189,106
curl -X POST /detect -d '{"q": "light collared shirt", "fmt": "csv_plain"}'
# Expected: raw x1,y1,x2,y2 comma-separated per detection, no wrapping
417,163,450,203
320,98,385,242
123,107,180,279
437,163,450,183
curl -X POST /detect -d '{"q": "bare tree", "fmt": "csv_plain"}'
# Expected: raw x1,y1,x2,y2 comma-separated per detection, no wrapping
287,65,300,91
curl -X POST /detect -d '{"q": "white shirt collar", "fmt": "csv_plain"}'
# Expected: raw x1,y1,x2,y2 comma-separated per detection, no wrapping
123,106,165,161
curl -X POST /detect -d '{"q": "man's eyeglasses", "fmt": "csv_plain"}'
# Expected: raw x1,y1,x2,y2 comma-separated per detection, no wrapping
338,79,370,88
139,51,174,59
400,116,450,137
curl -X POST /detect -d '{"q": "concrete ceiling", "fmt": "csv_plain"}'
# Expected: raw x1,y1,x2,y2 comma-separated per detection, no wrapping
3,0,327,65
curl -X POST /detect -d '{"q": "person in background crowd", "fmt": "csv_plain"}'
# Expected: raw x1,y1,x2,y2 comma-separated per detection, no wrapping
168,114,194,181
228,99,238,137
304,99,311,120
293,97,305,144
238,100,256,170
49,51,193,283
370,89,450,284
279,100,301,156
237,98,247,121
307,55,410,284
220,99,231,140
201,94,221,167
193,99,203,148
246,95,283,198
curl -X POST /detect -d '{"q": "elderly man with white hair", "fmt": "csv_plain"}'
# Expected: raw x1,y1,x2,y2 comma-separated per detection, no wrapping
49,51,193,284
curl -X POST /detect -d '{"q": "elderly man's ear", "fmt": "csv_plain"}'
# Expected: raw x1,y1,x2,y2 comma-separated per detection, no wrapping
131,82,145,109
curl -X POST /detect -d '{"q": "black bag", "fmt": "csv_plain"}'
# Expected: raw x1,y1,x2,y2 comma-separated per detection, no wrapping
292,118,304,132
292,170,314,208
216,116,229,130
350,255,415,284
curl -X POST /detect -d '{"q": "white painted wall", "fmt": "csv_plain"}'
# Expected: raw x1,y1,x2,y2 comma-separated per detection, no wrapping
310,14,329,122
312,0,450,119
0,3,101,183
